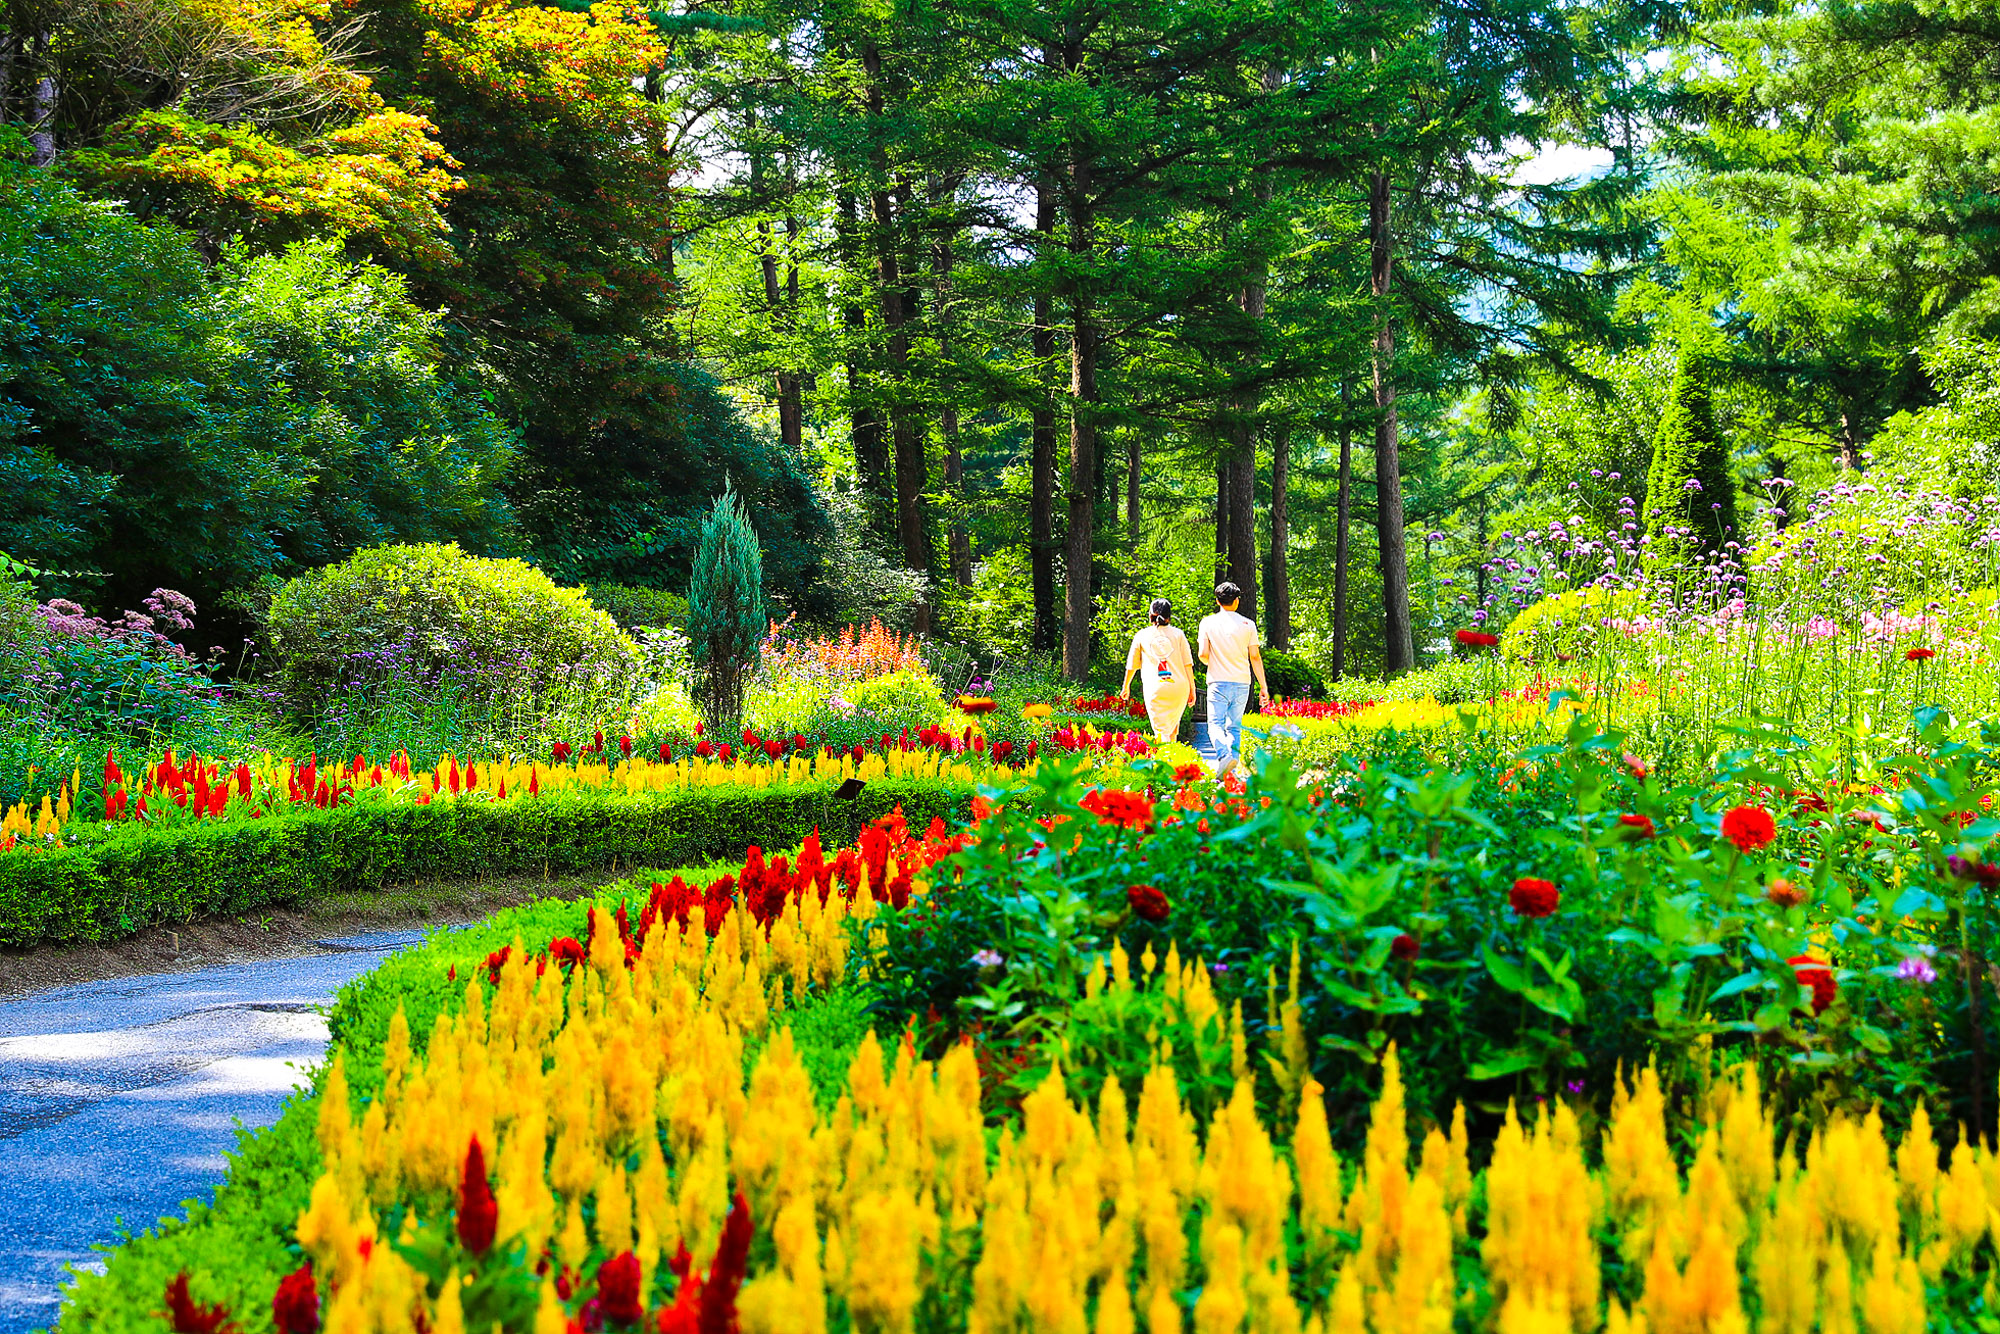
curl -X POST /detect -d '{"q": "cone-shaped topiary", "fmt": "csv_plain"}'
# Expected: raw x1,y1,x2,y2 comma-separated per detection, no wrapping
1643,354,1738,565
688,486,766,727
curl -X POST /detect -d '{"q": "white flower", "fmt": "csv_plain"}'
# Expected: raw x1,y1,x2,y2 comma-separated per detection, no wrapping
971,949,1004,969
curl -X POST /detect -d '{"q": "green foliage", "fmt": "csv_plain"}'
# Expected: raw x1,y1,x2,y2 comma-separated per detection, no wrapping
585,584,689,631
267,544,635,716
0,162,515,610
1261,649,1327,701
689,489,767,726
1643,354,1738,559
0,777,974,947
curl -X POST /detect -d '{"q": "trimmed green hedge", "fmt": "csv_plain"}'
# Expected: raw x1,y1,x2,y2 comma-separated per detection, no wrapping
58,893,875,1334
0,779,972,947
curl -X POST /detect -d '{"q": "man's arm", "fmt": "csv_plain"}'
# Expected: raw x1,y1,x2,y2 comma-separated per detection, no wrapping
1196,621,1211,665
1249,641,1270,706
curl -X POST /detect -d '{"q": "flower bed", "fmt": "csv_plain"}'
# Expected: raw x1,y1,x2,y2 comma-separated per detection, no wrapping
71,825,1978,1334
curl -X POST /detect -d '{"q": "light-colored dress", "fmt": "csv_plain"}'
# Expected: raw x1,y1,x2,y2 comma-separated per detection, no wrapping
1126,624,1195,744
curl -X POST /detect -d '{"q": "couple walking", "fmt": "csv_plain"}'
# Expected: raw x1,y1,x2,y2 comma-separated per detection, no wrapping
1119,581,1271,776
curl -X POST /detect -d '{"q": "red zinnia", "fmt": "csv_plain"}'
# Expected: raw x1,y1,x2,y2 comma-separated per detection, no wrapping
1720,804,1777,852
1618,813,1655,839
162,1274,235,1334
1789,954,1837,1015
1127,884,1171,922
1509,877,1560,918
1906,647,1935,661
1083,788,1155,830
271,1266,318,1334
1455,629,1499,648
597,1251,645,1325
1391,932,1420,961
457,1134,498,1256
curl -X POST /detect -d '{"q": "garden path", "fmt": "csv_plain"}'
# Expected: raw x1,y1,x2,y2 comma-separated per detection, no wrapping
0,931,434,1334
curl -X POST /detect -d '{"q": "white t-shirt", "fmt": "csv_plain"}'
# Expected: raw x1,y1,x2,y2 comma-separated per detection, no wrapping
1197,609,1260,685
1126,625,1193,701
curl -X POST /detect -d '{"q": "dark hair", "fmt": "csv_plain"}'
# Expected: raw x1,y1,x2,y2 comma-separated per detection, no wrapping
1215,581,1241,607
1148,598,1172,626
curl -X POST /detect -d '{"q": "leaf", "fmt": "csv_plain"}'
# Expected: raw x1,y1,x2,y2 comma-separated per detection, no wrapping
1481,941,1528,994
1468,1048,1542,1081
1706,970,1766,1003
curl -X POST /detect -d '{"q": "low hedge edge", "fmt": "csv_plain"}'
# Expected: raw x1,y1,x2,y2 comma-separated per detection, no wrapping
0,779,972,948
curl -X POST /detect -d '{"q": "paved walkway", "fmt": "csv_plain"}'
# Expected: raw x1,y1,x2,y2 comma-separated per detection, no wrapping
0,931,432,1334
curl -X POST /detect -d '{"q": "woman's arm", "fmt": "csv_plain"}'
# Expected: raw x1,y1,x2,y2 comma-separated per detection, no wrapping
1122,633,1142,697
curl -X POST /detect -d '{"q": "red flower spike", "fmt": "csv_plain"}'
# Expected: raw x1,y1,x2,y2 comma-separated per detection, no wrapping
1789,954,1837,1014
457,1134,499,1256
596,1252,645,1326
697,1192,754,1334
553,741,573,764
271,1266,319,1334
162,1273,236,1334
620,735,633,759
1721,805,1777,852
1509,877,1560,918
1126,884,1171,922
660,743,673,764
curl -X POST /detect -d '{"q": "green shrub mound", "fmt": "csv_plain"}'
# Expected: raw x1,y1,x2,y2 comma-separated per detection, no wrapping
1498,586,1647,663
584,583,688,630
268,544,637,711
1261,648,1327,700
0,779,973,947
57,892,874,1334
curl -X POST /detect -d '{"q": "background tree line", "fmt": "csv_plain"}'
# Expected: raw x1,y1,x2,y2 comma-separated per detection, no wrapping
4,0,1998,678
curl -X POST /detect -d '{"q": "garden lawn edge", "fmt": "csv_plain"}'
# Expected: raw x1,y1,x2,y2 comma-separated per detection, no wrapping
0,779,972,948
55,893,875,1334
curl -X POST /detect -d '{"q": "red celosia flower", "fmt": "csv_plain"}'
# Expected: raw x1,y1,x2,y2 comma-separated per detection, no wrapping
1618,813,1655,839
1766,878,1806,909
162,1274,236,1334
993,741,1014,762
548,937,587,970
553,741,573,764
1906,647,1935,661
659,743,673,763
620,735,633,759
718,743,734,762
1721,804,1777,852
1789,954,1837,1014
1391,932,1420,961
597,1251,645,1325
764,739,783,760
696,739,714,758
457,1134,498,1256
1454,629,1499,648
1126,884,1171,922
1082,787,1155,830
271,1266,318,1334
1509,877,1560,918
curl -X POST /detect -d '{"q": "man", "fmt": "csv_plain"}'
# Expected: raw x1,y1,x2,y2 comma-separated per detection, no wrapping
1197,581,1269,777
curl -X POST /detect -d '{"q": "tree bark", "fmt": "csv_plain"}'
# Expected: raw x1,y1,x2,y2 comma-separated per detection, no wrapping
838,190,889,498
28,31,54,167
756,220,803,454
1332,389,1353,680
1268,421,1291,650
1215,458,1229,585
932,177,972,586
1371,167,1414,673
1060,27,1096,681
1227,436,1257,620
863,44,928,631
1125,430,1140,532
1029,181,1058,657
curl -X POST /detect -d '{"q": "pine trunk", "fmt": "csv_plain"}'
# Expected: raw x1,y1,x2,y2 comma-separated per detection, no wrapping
1269,422,1290,650
1030,176,1058,658
1061,29,1096,681
1370,168,1414,673
1332,385,1353,680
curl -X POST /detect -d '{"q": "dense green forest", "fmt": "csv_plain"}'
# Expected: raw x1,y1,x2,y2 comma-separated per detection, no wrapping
2,0,1996,682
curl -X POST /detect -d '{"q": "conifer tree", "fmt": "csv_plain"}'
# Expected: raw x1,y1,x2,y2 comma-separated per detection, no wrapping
689,487,766,727
1643,354,1738,563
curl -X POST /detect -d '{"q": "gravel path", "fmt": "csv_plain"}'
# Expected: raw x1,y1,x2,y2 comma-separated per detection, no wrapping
0,931,434,1334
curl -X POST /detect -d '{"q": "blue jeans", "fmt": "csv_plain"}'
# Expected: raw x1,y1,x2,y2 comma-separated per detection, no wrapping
1207,680,1251,772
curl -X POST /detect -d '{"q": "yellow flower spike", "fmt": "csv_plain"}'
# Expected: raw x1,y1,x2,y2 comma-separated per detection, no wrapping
1638,1219,1742,1334
359,1097,402,1208
496,1110,555,1263
1367,1170,1454,1334
1482,1102,1600,1332
1294,1079,1344,1272
1201,1080,1291,1272
431,1268,466,1334
1935,1138,1989,1269
634,1134,674,1274
1715,1065,1774,1225
1603,1063,1681,1263
556,1195,590,1273
594,1160,634,1257
1859,1240,1925,1334
736,1028,819,1220
380,1005,413,1119
1096,1271,1137,1334
534,1275,568,1334
969,1134,1032,1334
1193,1216,1250,1334
677,1109,731,1261
1894,1103,1939,1242
315,1051,368,1209
847,1186,937,1334
1748,1170,1818,1334
295,1171,376,1291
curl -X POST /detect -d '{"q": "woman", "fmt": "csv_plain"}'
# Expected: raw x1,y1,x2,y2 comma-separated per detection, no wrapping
1122,597,1196,746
